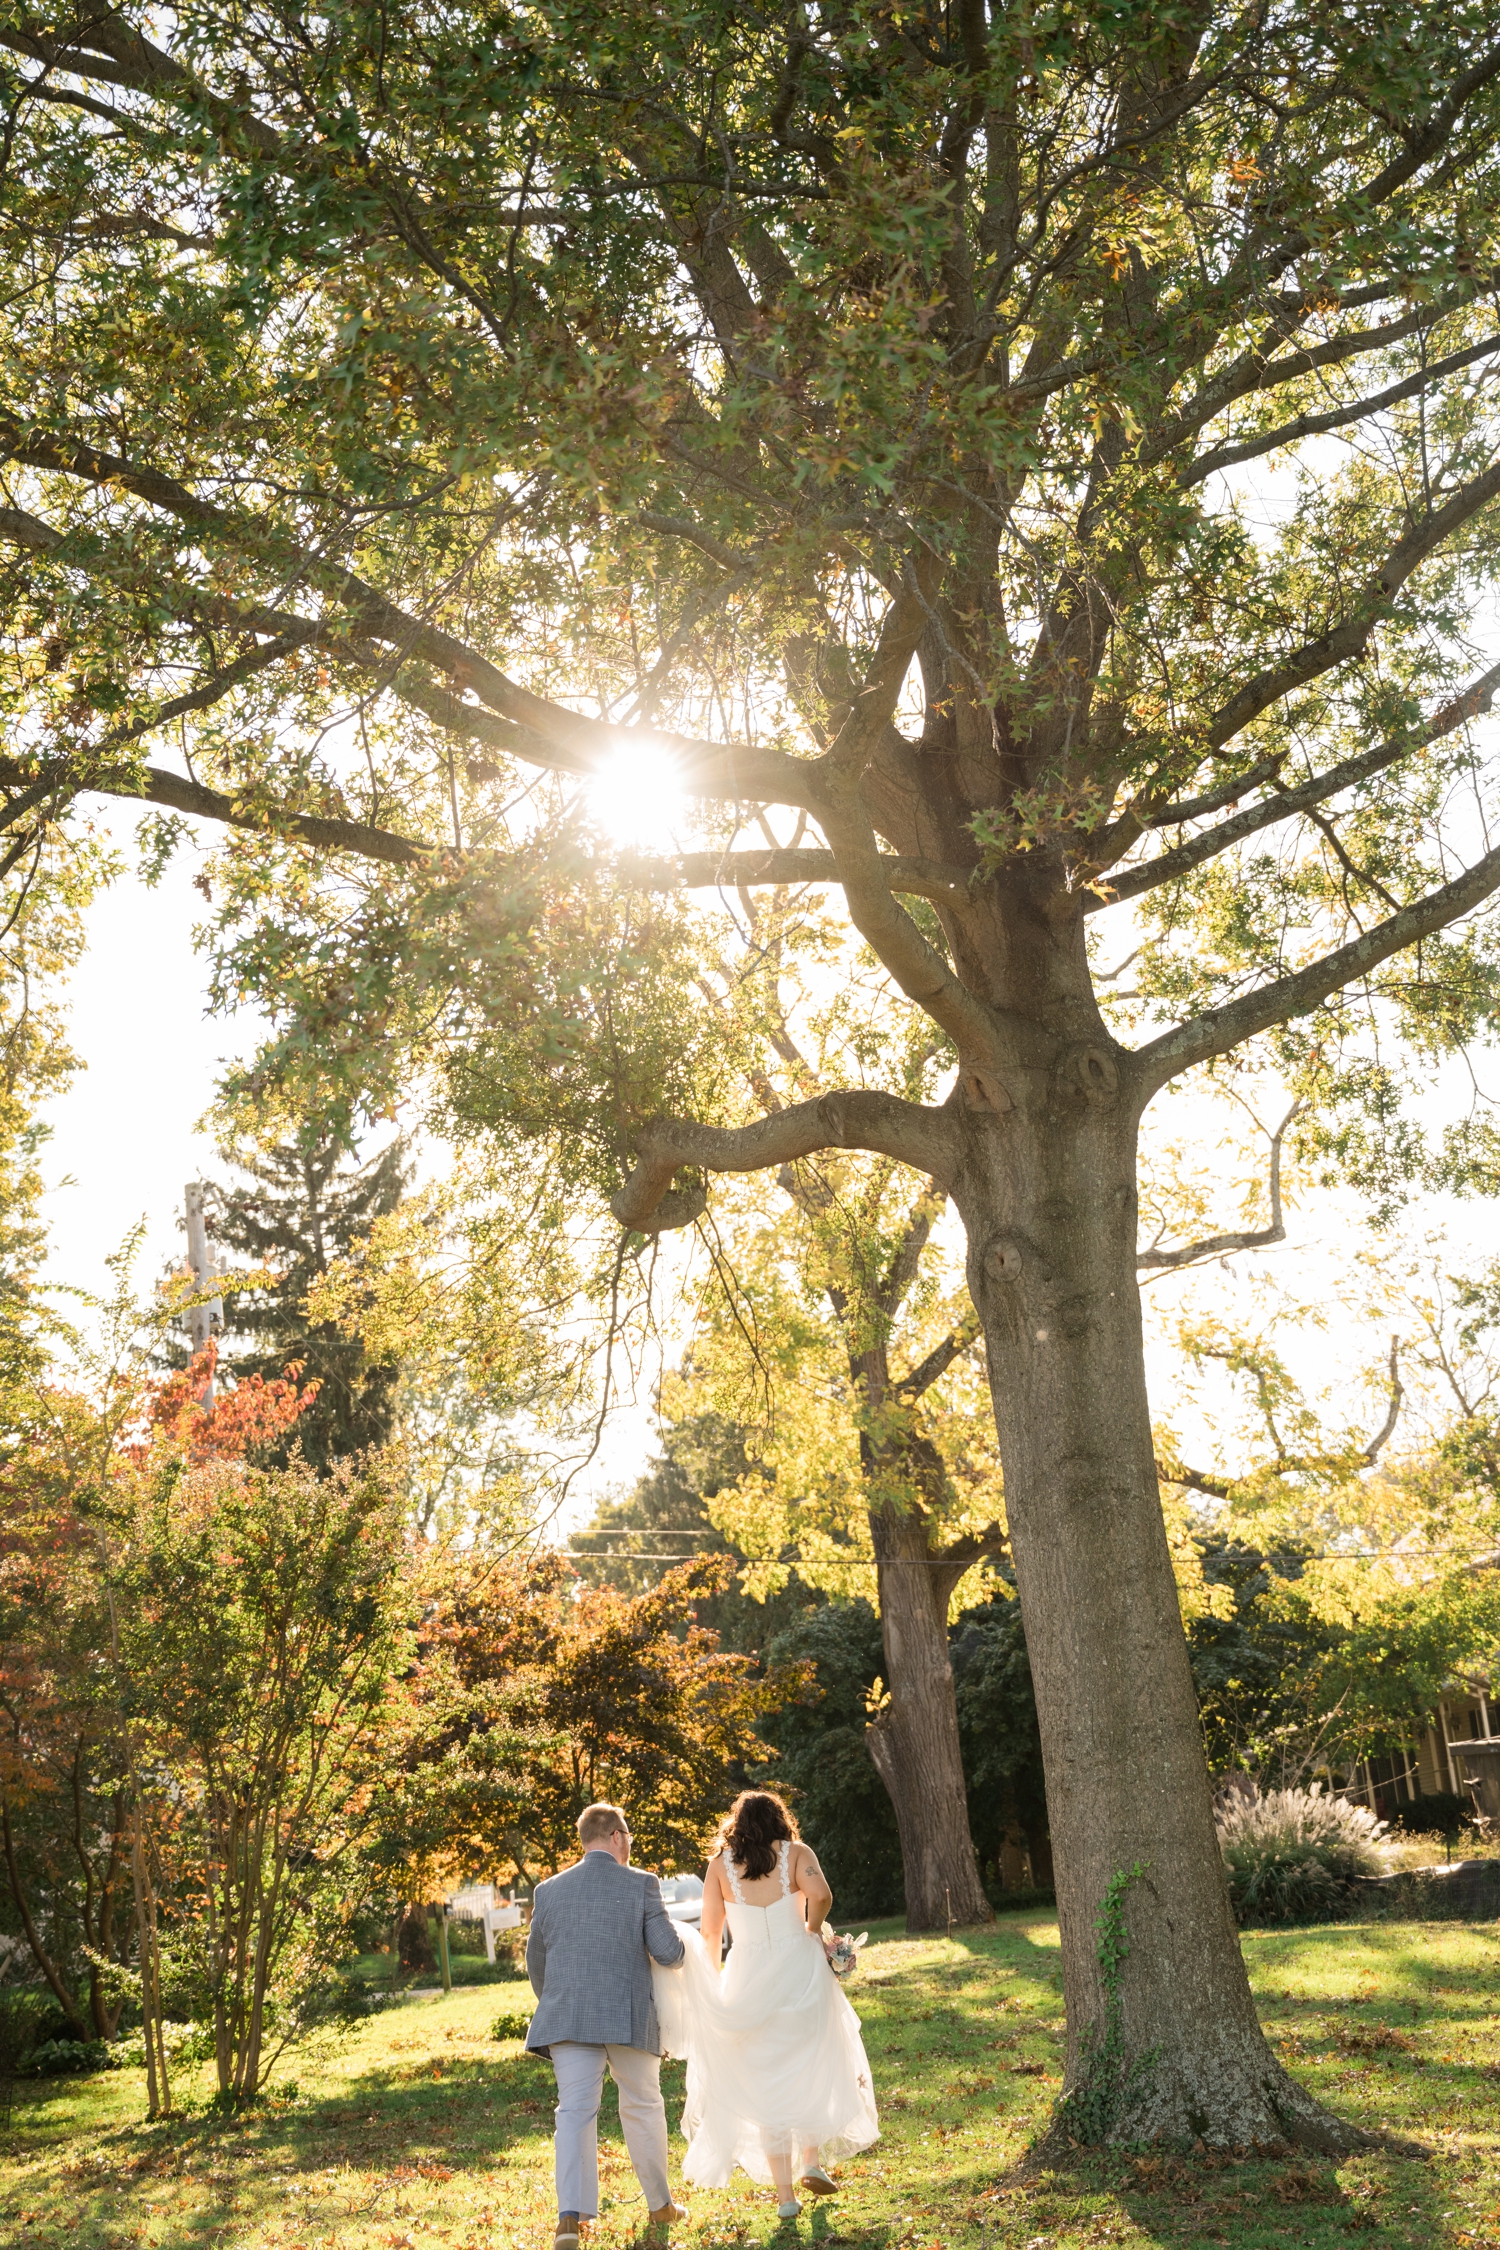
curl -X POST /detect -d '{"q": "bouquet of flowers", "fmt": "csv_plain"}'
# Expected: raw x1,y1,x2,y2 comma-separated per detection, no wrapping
826,1930,868,1981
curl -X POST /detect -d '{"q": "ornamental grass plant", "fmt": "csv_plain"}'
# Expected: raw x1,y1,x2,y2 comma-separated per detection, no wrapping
1216,1786,1388,1926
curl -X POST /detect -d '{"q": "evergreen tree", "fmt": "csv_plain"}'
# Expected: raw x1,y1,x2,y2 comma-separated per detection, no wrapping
205,1138,406,1472
758,1600,905,1921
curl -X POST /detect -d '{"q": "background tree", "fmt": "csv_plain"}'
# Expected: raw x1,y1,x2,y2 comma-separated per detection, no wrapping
0,1392,133,2040
203,1135,406,1471
757,1599,907,1919
513,1555,805,1874
115,1447,415,2103
12,0,1500,2147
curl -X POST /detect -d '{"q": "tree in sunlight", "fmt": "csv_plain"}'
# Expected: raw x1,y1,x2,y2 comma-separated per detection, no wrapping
12,0,1500,2145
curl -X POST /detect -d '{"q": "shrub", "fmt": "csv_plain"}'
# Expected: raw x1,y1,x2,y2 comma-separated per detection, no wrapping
17,2037,113,2078
491,2006,532,2041
0,1990,76,2077
1385,1791,1474,1844
1215,1784,1387,1925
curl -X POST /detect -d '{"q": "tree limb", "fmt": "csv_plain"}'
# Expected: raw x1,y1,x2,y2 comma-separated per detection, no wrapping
814,787,1006,1074
1142,300,1475,468
0,755,429,867
1098,660,1500,904
1159,1460,1232,1499
1136,753,1287,829
611,1091,960,1232
1133,838,1500,1091
1363,1336,1404,1467
1198,459,1500,755
0,423,816,807
928,1521,1008,1610
1182,331,1500,490
895,1312,982,1400
879,1184,949,1322
617,845,969,901
1136,1101,1300,1270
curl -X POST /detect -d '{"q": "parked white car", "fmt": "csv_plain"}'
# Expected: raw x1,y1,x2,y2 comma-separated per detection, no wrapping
658,1874,704,1926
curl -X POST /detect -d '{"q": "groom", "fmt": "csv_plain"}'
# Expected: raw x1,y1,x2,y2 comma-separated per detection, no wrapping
526,1801,687,2248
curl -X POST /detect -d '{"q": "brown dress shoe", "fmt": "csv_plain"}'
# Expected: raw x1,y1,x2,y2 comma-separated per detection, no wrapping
647,2202,688,2227
555,2222,581,2250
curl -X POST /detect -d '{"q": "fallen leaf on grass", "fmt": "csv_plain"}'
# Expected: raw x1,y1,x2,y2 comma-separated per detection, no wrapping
1273,2168,1340,2205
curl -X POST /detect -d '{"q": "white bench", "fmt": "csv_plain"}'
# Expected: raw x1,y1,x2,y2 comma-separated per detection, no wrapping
445,1884,524,1962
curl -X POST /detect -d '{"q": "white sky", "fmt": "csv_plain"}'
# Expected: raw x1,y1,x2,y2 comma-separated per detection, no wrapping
37,806,245,1307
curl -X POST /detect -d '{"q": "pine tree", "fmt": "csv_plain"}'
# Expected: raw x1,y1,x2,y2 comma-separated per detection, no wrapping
204,1138,406,1472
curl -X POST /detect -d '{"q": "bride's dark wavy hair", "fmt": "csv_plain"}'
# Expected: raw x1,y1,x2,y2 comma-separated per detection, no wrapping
718,1790,800,1882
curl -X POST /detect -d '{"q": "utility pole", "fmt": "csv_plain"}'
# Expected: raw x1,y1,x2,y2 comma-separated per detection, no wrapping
183,1182,224,1406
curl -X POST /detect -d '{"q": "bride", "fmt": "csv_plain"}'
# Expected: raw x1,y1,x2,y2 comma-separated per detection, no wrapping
654,1790,879,2218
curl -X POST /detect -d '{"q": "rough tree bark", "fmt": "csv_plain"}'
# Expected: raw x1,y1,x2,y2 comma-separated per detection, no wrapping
951,1009,1332,2146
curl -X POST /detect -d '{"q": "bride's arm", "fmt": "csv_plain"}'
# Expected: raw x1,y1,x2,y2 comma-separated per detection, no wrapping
792,1842,835,1948
699,1855,727,1961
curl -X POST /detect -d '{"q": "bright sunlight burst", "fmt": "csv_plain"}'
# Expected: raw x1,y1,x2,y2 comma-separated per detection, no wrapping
586,735,687,852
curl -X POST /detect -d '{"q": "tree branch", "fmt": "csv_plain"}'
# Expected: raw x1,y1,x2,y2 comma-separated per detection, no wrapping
617,846,970,902
1136,753,1287,829
1362,1336,1404,1467
879,1185,949,1322
1197,459,1500,755
1097,660,1500,905
1158,1460,1231,1499
0,425,817,808
929,1521,1008,1610
1182,331,1500,490
1142,300,1473,468
1136,1101,1300,1270
895,1311,982,1400
611,1091,960,1232
813,788,1006,1079
0,755,429,867
1134,841,1500,1090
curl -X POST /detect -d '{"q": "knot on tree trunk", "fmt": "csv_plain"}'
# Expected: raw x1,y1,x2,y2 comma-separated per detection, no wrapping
1054,1043,1122,1108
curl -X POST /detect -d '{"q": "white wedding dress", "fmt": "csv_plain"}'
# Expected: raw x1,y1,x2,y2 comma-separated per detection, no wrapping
652,1841,879,2188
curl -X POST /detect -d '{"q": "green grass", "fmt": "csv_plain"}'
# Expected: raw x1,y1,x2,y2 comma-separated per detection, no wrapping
345,1948,531,1990
5,1915,1500,2248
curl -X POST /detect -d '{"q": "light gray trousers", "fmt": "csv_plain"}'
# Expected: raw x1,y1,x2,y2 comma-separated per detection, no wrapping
549,2041,671,2217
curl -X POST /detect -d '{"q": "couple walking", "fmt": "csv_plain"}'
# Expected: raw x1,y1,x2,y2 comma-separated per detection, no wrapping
525,1790,879,2243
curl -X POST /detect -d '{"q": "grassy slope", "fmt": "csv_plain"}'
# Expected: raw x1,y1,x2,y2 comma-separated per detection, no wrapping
5,1914,1500,2248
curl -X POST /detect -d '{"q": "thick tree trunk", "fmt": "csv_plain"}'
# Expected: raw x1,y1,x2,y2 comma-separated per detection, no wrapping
954,1082,1360,2150
865,1554,993,1930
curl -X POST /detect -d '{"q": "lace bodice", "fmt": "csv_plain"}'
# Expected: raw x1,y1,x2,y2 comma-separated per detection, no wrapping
720,1840,804,1953
723,1838,792,1904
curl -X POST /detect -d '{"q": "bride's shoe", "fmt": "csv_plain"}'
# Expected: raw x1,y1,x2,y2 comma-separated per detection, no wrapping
800,2168,837,2196
776,2199,802,2221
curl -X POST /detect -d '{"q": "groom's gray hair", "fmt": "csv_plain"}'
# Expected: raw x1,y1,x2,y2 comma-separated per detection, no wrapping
577,1801,629,1845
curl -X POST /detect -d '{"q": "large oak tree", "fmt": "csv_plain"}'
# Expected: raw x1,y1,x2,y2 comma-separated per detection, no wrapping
5,0,1500,2148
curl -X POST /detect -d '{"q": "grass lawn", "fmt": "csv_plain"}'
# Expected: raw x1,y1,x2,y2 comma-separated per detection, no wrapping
6,1913,1500,2249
